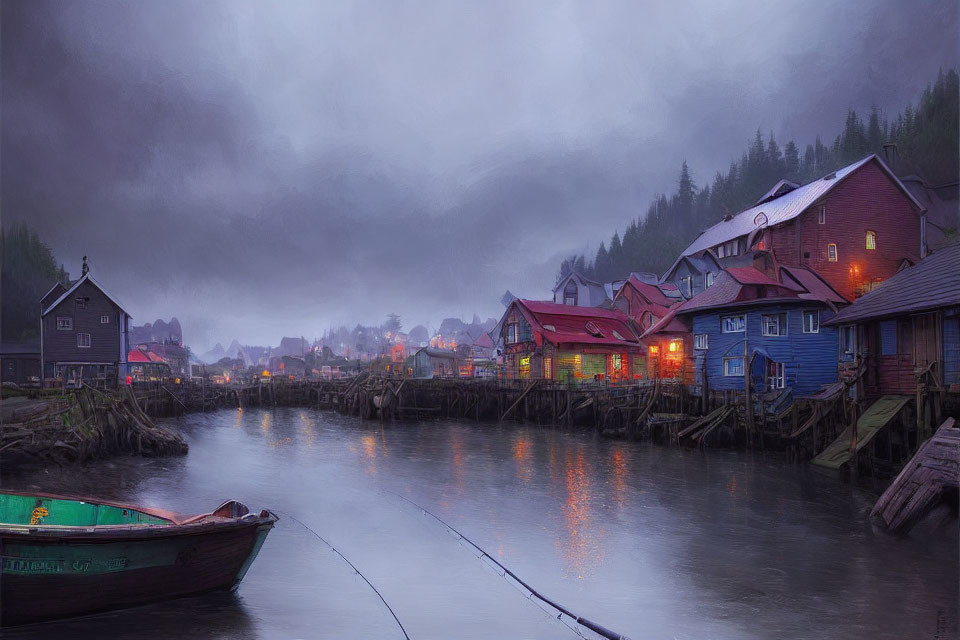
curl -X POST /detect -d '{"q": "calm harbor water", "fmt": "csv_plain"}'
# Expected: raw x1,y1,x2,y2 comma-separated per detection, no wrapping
2,407,956,640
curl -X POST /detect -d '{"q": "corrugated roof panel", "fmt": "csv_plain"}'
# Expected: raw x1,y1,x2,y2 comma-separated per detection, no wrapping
682,155,879,256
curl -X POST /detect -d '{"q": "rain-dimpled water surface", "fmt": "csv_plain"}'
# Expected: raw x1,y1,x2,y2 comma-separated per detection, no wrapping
2,408,956,640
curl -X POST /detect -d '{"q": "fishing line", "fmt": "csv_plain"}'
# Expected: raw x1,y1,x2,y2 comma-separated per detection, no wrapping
273,510,411,640
386,492,632,640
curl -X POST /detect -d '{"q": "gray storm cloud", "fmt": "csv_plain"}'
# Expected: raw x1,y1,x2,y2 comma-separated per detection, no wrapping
2,0,957,350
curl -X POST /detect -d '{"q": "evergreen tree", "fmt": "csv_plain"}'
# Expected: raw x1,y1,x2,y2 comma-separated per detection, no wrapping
1,223,69,341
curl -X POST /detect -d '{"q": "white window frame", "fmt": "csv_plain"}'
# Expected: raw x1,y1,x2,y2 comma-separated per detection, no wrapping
705,271,715,288
680,275,692,297
761,313,787,337
100,314,110,324
827,243,838,262
802,310,820,333
839,325,856,361
506,323,518,344
818,206,826,224
721,314,746,333
694,334,709,350
56,316,73,330
723,357,744,376
77,333,92,349
767,361,785,389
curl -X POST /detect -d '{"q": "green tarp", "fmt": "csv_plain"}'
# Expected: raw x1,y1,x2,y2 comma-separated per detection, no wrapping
811,395,911,469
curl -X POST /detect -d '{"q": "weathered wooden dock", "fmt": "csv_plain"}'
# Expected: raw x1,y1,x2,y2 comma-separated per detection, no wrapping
870,418,959,533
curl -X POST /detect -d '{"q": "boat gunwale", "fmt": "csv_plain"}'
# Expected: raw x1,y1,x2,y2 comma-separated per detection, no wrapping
0,489,277,540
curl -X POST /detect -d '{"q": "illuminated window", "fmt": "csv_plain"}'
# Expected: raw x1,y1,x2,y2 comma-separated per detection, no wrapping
694,334,708,350
544,357,552,379
866,230,876,250
827,243,838,262
519,355,531,378
612,354,622,369
802,310,819,333
721,315,745,333
77,333,91,348
723,357,744,376
668,339,682,353
818,206,826,224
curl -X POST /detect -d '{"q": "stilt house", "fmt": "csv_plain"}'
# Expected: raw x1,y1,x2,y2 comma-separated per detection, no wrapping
495,299,643,383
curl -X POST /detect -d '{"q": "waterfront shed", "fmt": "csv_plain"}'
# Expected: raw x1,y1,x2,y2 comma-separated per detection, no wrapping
825,243,960,398
413,347,463,379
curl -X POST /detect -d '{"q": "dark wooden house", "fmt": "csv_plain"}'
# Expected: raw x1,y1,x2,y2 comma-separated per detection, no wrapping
678,155,925,301
825,243,960,400
495,299,643,383
0,341,41,386
643,264,847,395
40,273,131,386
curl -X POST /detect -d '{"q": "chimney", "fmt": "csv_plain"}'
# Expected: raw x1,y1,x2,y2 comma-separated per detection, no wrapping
882,143,900,172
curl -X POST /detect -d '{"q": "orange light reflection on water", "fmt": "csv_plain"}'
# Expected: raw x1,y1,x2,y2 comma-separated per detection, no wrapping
558,448,603,579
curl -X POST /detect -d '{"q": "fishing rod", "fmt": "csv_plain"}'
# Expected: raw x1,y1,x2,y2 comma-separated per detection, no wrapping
388,493,632,640
273,510,411,640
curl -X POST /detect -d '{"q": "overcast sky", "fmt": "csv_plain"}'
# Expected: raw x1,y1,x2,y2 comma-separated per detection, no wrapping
3,0,957,351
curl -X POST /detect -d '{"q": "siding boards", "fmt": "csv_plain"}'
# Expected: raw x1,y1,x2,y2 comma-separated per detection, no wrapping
691,303,838,395
768,161,921,300
43,280,123,365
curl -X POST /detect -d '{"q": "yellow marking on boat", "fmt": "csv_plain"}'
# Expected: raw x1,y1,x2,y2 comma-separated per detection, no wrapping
30,507,49,525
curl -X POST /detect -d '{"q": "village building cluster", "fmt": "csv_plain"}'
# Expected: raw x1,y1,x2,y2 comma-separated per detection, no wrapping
3,154,957,417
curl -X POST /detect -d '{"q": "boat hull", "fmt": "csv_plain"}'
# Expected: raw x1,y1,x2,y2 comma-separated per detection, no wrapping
0,516,274,626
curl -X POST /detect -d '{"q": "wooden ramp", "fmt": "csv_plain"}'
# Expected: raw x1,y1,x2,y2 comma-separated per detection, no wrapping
871,418,959,533
811,395,911,469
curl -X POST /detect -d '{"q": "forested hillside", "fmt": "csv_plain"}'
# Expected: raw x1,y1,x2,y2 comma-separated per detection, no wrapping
560,69,959,283
1,223,69,341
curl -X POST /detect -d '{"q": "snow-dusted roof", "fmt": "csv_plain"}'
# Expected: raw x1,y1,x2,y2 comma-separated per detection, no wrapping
41,273,130,317
681,155,924,257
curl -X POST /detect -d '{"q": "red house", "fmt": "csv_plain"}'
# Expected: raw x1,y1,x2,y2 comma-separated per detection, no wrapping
495,300,644,383
679,154,925,301
611,274,682,332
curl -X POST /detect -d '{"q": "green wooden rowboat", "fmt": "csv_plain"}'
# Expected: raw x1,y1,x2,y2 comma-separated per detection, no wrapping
0,490,276,626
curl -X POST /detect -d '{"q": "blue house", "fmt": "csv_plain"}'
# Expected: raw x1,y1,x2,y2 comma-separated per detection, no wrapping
645,262,848,396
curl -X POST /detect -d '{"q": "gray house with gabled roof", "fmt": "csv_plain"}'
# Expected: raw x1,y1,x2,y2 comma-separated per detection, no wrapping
40,272,131,386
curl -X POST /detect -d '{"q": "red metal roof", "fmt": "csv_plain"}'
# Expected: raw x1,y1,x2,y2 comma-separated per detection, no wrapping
515,300,640,346
724,266,787,287
127,349,151,363
621,276,678,307
642,263,845,338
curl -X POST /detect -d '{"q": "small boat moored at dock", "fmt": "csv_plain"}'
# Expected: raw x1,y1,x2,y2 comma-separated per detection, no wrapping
0,490,276,626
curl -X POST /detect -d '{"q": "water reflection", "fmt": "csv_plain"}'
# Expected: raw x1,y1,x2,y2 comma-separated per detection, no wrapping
0,408,955,640
559,448,602,579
